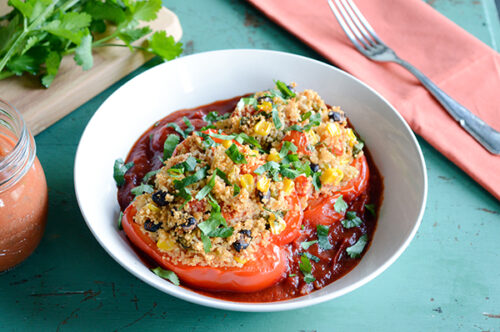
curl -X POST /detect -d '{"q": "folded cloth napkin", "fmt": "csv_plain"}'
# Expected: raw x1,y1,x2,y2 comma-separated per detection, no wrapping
248,0,500,200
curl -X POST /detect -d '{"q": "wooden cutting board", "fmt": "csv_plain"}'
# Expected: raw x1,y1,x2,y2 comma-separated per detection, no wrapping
0,4,182,135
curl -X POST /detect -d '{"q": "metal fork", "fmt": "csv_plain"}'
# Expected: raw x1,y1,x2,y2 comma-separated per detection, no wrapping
327,0,500,155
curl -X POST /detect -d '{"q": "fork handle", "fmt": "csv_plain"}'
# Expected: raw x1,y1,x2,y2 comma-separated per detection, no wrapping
396,59,500,155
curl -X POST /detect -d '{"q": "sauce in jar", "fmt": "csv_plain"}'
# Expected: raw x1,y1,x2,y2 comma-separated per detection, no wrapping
0,100,48,272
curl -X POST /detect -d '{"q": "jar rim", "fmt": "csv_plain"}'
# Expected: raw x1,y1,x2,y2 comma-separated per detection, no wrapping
0,98,35,191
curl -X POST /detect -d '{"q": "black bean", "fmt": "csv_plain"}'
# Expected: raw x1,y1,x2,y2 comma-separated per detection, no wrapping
239,229,252,237
328,111,345,122
152,190,168,206
144,220,161,232
257,96,273,104
181,217,198,232
310,163,320,173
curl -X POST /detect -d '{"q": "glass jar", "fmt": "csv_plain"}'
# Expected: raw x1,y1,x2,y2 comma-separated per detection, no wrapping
0,99,48,272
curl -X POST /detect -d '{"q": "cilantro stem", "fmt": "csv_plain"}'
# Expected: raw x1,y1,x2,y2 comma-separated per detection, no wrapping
0,1,59,73
96,43,148,52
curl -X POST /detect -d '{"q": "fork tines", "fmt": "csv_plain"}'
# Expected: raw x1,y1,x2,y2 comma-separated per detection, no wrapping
327,0,383,52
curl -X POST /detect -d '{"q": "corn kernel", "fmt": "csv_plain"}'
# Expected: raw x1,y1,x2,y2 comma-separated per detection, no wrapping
270,218,287,235
257,101,272,112
320,167,344,185
254,119,272,136
147,203,160,213
240,174,255,192
308,131,320,145
221,139,232,148
157,238,176,251
256,177,271,192
326,123,340,137
283,178,294,195
267,151,281,162
234,256,248,264
346,128,357,147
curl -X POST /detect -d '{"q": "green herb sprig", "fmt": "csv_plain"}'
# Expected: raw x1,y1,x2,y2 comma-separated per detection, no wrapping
0,0,183,87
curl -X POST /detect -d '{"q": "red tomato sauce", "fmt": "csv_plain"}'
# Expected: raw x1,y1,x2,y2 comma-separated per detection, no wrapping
118,95,384,303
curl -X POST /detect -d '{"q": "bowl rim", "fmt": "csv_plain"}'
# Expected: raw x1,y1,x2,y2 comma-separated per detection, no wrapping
74,48,428,312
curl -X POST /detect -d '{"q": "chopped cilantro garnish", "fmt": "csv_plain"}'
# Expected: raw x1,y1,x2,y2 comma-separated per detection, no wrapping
285,124,304,132
142,170,159,183
233,184,241,196
195,174,216,200
254,161,280,175
312,172,322,191
303,112,321,131
167,117,193,139
341,211,363,229
169,156,198,175
275,80,296,99
235,133,262,149
302,252,320,263
334,195,348,213
301,111,312,122
167,122,186,138
301,240,318,250
131,183,154,197
174,166,208,190
237,97,257,110
204,111,229,125
289,274,296,277
113,158,134,187
279,141,298,158
353,141,364,157
207,132,237,140
183,117,194,136
317,224,333,250
299,255,315,283
346,234,368,258
200,233,212,253
225,144,247,164
117,211,124,230
272,108,283,130
163,134,179,160
365,203,376,217
151,267,180,286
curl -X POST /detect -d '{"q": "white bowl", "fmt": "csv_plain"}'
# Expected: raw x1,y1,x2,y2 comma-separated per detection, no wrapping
74,49,427,312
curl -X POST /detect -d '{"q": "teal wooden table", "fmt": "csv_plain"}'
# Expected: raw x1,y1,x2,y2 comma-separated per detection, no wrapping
1,1,500,331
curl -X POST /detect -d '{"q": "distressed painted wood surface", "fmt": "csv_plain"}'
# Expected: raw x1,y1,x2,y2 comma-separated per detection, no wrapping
1,0,499,331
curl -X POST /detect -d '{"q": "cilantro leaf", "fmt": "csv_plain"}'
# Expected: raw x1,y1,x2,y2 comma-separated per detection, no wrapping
317,224,333,250
41,51,61,87
118,27,152,47
174,166,208,190
302,252,320,263
74,32,93,70
301,111,312,122
365,203,376,217
312,172,322,191
225,144,247,164
148,31,183,61
83,1,126,24
301,240,318,250
299,255,315,283
163,134,180,160
113,158,134,186
341,211,363,229
279,141,297,158
272,108,282,129
142,169,159,183
236,97,257,110
130,0,162,22
235,133,261,149
151,267,180,286
195,174,216,200
200,232,211,253
275,80,296,99
303,112,321,131
117,211,123,230
334,195,348,213
346,234,368,258
131,183,154,196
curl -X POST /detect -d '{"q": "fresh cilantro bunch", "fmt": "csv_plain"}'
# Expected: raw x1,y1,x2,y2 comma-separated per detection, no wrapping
0,0,183,87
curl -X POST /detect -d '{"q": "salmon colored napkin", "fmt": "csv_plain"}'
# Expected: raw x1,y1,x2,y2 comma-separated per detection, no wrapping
248,0,500,200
